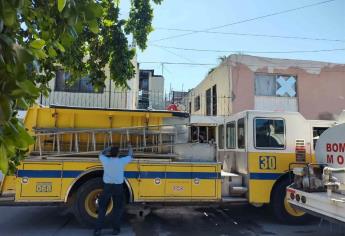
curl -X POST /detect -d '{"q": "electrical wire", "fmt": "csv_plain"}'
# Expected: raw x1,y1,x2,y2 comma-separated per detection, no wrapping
154,28,345,43
138,61,345,72
152,0,337,42
150,44,345,54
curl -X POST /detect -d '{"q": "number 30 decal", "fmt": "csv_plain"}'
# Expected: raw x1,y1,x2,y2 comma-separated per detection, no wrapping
259,156,276,170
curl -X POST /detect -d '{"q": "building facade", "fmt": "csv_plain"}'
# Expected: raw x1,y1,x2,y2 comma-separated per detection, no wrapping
138,69,165,110
39,58,164,110
185,54,345,120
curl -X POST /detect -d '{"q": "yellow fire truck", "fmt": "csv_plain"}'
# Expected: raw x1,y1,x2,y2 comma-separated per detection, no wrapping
0,106,342,226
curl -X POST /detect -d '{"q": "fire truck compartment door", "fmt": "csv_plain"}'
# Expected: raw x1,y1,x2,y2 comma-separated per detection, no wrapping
18,163,62,199
165,165,192,198
138,164,166,198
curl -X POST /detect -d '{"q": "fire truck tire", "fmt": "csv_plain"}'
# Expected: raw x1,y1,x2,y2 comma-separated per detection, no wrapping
271,178,311,224
73,177,125,228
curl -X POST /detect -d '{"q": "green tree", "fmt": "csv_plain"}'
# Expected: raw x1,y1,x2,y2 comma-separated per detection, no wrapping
0,0,162,174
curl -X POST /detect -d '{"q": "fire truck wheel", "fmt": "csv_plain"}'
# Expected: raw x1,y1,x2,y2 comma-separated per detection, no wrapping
73,178,125,228
271,178,310,224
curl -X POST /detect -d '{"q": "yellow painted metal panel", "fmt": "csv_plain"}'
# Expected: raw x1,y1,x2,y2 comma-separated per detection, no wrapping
191,166,217,198
138,165,165,198
63,161,101,171
248,152,296,203
166,165,191,198
248,152,296,174
19,163,62,200
61,178,75,201
15,158,222,203
1,175,16,194
22,162,63,170
248,180,275,203
24,107,174,134
20,178,62,199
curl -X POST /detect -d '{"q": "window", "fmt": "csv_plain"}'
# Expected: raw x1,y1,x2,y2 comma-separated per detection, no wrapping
55,70,102,93
226,122,236,149
194,96,200,111
218,125,224,149
212,85,217,116
255,118,285,149
191,126,215,143
206,88,211,115
237,118,245,149
255,74,297,97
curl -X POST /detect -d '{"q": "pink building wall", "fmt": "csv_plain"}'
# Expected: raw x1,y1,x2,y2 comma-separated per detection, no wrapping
231,60,345,120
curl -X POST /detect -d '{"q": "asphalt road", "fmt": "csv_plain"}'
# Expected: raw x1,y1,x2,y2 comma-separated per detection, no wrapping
0,205,344,236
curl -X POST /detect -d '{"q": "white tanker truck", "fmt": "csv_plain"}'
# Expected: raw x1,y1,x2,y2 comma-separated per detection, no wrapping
287,123,345,224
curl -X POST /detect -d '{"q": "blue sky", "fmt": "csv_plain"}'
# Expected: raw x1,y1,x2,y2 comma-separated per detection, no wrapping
121,0,345,92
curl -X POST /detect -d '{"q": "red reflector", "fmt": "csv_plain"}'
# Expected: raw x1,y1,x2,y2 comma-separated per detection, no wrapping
287,188,295,194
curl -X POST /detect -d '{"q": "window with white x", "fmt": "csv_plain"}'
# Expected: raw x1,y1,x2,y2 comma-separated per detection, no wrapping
276,76,297,97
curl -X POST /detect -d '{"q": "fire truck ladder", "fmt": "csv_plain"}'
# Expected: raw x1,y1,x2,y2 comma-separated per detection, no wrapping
32,124,185,157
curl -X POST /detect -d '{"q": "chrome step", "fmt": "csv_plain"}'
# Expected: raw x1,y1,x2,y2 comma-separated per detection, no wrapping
0,194,15,203
221,171,239,177
229,186,248,196
221,197,247,203
221,171,244,197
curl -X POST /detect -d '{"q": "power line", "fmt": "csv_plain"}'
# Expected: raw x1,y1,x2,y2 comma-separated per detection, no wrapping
139,61,217,66
155,28,345,43
138,61,345,71
155,45,195,63
151,44,345,54
152,0,337,42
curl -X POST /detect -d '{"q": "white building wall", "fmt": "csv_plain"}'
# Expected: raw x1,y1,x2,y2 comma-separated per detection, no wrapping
185,63,231,116
149,75,164,110
254,96,298,112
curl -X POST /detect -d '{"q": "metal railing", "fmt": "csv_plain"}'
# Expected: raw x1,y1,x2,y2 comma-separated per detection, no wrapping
38,90,166,110
38,89,234,116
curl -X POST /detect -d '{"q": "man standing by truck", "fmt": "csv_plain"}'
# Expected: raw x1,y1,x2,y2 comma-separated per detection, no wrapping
94,143,133,236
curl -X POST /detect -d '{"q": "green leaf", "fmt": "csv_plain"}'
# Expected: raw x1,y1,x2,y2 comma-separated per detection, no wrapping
11,89,24,97
67,26,78,39
0,34,14,46
1,1,17,27
31,48,48,59
13,45,34,63
58,0,67,12
17,80,40,96
54,42,65,52
89,20,99,34
17,124,34,148
29,39,46,49
16,97,29,109
48,47,57,57
0,144,8,174
90,4,103,18
0,96,12,124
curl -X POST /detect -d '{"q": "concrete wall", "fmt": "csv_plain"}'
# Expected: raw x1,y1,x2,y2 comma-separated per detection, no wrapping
187,54,345,120
149,74,165,110
186,63,232,116
297,66,345,120
229,55,345,120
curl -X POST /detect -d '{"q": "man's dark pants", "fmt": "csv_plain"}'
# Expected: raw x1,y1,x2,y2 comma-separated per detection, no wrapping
96,183,124,231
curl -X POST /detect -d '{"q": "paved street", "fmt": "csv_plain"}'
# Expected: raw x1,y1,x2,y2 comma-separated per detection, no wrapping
0,205,344,236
